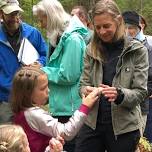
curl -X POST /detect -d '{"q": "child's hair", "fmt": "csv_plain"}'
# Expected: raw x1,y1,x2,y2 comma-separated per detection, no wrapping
0,124,27,152
11,66,46,113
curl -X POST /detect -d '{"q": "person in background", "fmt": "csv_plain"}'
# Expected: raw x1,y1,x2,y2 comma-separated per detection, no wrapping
71,5,88,27
0,124,65,152
140,15,147,32
71,5,92,44
140,15,152,46
75,1,149,152
139,15,152,143
32,0,89,151
0,0,47,124
122,11,145,42
12,66,102,152
122,11,152,135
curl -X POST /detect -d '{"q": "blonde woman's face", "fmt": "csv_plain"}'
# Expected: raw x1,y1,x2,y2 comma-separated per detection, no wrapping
94,13,118,43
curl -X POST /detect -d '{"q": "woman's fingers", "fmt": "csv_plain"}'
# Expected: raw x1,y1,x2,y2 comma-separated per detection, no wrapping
101,87,117,102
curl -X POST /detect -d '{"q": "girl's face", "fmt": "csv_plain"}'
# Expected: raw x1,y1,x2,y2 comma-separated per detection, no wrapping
94,13,118,43
32,74,49,106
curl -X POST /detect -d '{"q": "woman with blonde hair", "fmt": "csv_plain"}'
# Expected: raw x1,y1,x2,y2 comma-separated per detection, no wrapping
75,0,149,152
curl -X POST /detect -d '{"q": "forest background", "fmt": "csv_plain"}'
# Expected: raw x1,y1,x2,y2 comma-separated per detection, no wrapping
18,0,152,39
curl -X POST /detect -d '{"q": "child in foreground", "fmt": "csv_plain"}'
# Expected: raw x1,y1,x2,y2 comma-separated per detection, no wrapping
11,67,101,152
0,124,64,152
0,124,30,152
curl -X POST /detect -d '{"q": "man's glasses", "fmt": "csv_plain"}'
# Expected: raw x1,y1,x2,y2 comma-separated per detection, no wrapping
4,11,21,18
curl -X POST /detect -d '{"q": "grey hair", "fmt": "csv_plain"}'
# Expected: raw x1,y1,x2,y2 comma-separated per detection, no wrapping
33,0,71,46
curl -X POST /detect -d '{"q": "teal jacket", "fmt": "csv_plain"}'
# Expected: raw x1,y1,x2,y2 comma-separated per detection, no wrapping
43,16,88,116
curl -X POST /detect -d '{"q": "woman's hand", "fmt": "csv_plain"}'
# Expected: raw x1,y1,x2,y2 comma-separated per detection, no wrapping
99,84,118,102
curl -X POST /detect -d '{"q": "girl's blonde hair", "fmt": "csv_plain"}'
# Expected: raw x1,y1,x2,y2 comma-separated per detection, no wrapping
33,0,71,47
91,0,125,60
0,124,27,152
11,66,46,113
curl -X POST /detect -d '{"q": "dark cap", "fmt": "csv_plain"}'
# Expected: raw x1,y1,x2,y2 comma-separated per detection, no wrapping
122,11,141,29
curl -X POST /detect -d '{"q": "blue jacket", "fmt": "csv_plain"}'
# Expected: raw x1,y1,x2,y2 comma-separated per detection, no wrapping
0,22,47,101
43,16,88,116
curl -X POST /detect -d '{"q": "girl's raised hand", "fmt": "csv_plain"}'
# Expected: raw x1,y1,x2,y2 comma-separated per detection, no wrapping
49,137,64,152
82,88,102,108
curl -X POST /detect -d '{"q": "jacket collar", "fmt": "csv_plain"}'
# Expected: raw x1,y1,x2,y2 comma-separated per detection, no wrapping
0,22,34,42
49,16,88,62
87,37,144,62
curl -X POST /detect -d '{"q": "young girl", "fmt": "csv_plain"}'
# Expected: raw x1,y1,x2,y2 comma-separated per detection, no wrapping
0,124,64,152
11,66,101,152
0,124,30,152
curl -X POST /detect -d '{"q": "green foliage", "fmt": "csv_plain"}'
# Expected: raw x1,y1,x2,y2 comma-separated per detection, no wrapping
20,0,152,35
20,0,46,39
142,0,152,35
60,0,76,12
